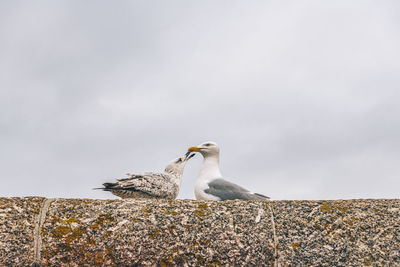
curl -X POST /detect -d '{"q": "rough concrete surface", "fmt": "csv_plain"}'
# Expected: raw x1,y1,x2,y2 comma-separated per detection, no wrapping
0,197,399,266
273,199,400,266
0,197,45,266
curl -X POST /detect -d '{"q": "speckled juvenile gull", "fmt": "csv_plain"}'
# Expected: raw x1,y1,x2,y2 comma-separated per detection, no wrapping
96,153,195,199
188,141,269,201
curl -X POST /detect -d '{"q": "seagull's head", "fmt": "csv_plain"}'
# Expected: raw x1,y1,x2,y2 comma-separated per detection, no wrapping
164,153,195,175
187,141,220,158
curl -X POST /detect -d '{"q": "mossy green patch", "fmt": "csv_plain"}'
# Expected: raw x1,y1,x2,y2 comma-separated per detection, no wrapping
64,227,85,243
142,207,152,214
149,229,161,239
210,259,222,266
163,208,179,215
91,213,114,230
51,225,71,238
168,225,176,234
196,256,205,265
321,203,331,212
291,242,301,250
160,256,174,267
194,209,206,216
95,252,104,263
197,203,208,209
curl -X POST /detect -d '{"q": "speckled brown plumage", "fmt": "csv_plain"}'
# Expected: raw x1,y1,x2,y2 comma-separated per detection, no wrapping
98,153,195,199
103,173,181,200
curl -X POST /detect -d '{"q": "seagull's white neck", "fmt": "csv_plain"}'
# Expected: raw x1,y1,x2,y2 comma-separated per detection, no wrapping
198,154,222,181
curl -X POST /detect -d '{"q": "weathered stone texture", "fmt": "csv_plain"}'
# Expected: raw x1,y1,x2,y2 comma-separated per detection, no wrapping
0,197,45,266
40,199,274,266
0,197,399,266
273,199,400,266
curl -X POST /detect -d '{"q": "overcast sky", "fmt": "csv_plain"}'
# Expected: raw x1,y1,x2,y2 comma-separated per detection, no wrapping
1,1,399,200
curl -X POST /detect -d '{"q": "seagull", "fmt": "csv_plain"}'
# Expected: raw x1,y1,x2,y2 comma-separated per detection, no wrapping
187,141,269,201
96,153,195,199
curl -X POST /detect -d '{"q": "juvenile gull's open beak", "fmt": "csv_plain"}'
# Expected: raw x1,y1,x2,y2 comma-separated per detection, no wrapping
188,146,200,152
184,152,196,160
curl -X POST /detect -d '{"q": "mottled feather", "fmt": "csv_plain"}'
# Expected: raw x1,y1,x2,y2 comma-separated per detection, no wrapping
103,173,180,199
96,154,194,199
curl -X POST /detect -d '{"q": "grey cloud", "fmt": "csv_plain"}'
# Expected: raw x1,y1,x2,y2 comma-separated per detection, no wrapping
0,1,399,200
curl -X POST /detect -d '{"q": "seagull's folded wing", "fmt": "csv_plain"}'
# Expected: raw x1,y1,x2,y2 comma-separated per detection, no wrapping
204,178,269,201
111,173,175,198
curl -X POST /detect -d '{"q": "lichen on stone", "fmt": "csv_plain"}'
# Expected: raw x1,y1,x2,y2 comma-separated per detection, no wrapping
1,197,399,266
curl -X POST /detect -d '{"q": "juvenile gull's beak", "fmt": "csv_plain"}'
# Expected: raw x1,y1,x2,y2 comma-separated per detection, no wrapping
188,146,200,152
184,152,196,160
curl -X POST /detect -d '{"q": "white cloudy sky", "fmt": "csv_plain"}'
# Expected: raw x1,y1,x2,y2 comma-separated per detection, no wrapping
1,1,399,200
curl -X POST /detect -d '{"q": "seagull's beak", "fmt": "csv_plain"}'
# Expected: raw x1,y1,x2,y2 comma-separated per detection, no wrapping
188,146,200,152
184,152,195,160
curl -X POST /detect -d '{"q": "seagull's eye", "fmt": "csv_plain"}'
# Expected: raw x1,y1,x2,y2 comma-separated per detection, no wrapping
176,159,182,163
204,143,211,147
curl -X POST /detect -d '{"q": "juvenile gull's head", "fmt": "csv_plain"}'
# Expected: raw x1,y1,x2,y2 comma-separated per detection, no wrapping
164,153,195,175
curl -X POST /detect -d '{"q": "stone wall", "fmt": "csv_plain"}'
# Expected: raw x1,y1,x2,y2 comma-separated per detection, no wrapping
0,197,399,266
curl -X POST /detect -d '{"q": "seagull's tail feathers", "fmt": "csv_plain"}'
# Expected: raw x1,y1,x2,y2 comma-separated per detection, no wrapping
253,193,270,200
92,182,118,191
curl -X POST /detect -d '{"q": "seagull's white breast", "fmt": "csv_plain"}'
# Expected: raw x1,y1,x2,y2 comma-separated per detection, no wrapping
194,156,223,201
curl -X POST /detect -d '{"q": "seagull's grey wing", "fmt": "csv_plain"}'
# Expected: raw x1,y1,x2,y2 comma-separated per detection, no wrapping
204,178,269,201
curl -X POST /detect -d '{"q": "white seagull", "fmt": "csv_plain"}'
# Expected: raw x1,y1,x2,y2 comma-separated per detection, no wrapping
97,153,195,199
188,141,269,201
